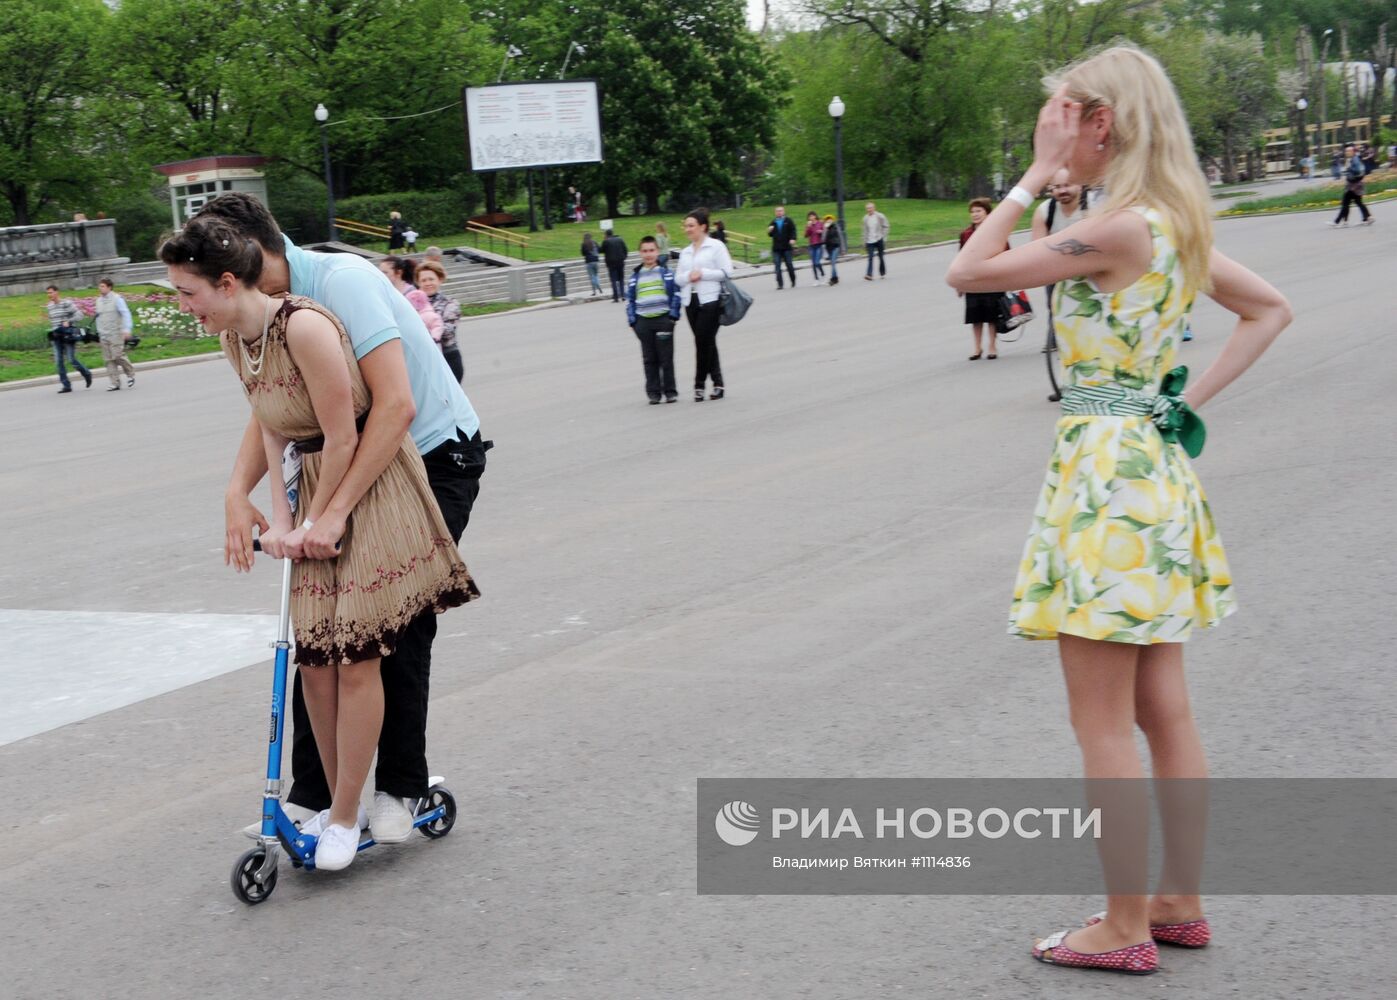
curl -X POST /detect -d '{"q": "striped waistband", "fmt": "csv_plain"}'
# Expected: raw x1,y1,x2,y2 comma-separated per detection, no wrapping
1059,383,1159,417
1059,367,1206,459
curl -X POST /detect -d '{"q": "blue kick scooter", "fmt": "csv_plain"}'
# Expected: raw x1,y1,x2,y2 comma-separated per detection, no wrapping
230,444,458,905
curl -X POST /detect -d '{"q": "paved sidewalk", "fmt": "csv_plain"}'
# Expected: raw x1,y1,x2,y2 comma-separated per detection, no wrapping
1,210,1393,999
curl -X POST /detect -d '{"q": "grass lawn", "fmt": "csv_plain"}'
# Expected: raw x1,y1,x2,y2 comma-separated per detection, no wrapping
1223,172,1397,215
0,283,170,330
345,199,998,263
0,298,532,383
0,334,224,383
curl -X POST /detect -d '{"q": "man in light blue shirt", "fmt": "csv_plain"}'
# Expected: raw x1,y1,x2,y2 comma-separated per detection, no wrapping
199,194,488,844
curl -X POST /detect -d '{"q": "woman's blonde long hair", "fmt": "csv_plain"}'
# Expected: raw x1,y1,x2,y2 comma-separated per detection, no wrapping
1047,45,1213,295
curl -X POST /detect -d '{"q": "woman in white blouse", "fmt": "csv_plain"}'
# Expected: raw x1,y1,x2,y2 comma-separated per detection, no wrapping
676,208,734,401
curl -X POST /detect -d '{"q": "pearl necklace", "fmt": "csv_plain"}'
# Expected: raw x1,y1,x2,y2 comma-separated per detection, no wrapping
241,297,275,377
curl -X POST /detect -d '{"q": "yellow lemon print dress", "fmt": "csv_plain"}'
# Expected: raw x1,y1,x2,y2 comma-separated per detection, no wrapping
1009,207,1234,644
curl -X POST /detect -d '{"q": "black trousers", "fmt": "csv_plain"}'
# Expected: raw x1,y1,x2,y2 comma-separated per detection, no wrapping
606,263,626,301
772,248,796,287
288,429,488,808
1335,189,1371,223
633,315,677,399
686,299,723,390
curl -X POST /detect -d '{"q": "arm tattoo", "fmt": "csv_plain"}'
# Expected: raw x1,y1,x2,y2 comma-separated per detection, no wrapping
1047,238,1101,257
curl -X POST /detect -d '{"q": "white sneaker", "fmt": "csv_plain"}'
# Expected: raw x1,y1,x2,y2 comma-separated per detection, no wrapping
314,823,361,871
241,801,318,840
370,791,415,844
299,803,370,839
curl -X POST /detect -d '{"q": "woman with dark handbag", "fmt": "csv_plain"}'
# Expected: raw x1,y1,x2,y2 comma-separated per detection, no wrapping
958,199,1009,360
675,208,734,401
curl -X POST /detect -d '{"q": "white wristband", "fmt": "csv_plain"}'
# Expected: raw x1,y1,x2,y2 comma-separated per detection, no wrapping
302,519,315,530
1005,186,1034,209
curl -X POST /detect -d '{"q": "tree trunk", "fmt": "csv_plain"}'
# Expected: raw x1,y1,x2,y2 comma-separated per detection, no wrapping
642,179,661,215
904,169,928,199
483,173,498,215
605,183,620,218
3,183,30,226
1222,132,1237,183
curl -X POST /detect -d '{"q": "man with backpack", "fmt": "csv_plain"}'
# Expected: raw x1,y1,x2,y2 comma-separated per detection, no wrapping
1330,144,1374,228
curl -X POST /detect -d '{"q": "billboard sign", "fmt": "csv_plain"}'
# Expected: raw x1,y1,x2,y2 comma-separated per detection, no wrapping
465,80,603,171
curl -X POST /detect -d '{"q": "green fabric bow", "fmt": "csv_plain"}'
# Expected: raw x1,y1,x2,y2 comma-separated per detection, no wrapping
1151,366,1206,458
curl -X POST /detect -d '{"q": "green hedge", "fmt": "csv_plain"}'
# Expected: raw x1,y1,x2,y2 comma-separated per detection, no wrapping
335,188,482,246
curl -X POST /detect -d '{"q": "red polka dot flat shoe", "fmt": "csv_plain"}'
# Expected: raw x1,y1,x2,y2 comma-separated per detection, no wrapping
1086,910,1211,948
1032,929,1158,975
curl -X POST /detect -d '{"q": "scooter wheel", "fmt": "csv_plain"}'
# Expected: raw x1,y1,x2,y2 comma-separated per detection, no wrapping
419,784,457,839
230,847,278,904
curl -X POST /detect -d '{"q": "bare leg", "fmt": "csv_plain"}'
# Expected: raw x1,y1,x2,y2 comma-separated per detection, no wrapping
1056,634,1151,951
328,657,384,828
1135,642,1207,924
971,324,984,356
299,666,340,796
987,326,998,355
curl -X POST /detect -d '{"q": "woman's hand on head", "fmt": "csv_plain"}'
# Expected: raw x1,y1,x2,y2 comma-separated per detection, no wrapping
1031,88,1082,182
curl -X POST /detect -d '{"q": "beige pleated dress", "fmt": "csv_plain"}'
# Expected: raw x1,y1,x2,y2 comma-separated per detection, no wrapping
222,296,479,666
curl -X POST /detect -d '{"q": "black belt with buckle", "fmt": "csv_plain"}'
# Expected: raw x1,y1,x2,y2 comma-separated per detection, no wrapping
295,410,371,454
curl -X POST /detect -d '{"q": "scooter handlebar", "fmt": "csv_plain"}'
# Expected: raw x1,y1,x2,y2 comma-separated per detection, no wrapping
250,537,339,553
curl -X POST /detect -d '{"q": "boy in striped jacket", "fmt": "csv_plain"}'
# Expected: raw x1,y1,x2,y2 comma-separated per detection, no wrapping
625,236,683,404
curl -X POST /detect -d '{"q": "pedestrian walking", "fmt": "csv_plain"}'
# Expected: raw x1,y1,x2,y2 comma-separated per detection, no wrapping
625,236,682,404
767,205,797,289
861,201,890,280
94,278,137,391
822,214,841,285
957,199,1007,360
804,212,826,283
388,211,408,251
676,208,734,401
712,219,728,244
197,193,490,851
601,228,629,302
1330,144,1374,227
43,284,91,393
416,261,464,383
160,216,479,872
948,44,1291,977
654,221,672,260
580,232,604,295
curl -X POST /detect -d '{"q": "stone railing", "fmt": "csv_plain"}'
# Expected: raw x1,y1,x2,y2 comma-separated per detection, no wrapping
0,220,120,268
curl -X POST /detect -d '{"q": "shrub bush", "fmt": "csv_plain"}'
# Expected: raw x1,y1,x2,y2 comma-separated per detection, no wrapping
335,186,483,244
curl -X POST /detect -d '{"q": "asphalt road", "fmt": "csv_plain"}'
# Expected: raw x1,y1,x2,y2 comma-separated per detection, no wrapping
1,208,1394,999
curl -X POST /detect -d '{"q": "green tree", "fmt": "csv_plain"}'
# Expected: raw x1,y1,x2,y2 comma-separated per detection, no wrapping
0,0,113,224
487,0,785,217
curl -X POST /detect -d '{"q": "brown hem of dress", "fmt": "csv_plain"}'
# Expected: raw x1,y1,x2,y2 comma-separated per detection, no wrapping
293,568,480,667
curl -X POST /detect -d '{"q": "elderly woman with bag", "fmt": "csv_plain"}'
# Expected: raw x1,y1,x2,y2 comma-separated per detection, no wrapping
415,260,463,382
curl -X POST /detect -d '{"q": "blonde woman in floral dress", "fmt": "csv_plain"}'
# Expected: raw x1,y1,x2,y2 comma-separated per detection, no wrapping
948,45,1291,976
161,217,478,872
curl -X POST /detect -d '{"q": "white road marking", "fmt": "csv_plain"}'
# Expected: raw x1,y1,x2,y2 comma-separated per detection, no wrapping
0,610,277,746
